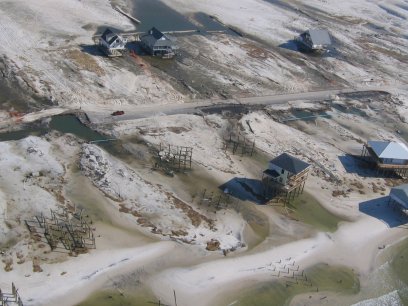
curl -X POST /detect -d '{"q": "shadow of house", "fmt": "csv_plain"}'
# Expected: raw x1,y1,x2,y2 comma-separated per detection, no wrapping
219,178,268,205
125,40,149,56
359,196,408,228
80,44,106,57
338,154,386,178
278,40,299,52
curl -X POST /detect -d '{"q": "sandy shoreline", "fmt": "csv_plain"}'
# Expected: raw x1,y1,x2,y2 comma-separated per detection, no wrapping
3,242,175,306
1,107,407,305
147,213,406,306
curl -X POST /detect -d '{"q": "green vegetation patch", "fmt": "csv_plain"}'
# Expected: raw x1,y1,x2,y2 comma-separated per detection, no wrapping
77,289,157,306
286,193,345,232
223,263,359,306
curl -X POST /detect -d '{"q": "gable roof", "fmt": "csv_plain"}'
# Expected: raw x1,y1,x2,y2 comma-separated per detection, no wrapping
270,153,310,175
306,29,331,46
390,184,408,209
141,27,174,47
101,28,119,45
149,27,165,40
368,141,408,160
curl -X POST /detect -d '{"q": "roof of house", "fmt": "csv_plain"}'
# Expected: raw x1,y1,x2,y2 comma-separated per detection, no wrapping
141,27,174,47
149,27,165,40
390,184,408,209
270,153,310,175
306,29,332,46
368,141,408,160
101,28,120,45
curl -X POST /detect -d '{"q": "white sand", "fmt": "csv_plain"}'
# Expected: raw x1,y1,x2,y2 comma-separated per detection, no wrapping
21,108,68,123
110,108,408,305
3,241,175,306
162,0,408,88
0,0,407,305
148,214,405,306
0,0,184,108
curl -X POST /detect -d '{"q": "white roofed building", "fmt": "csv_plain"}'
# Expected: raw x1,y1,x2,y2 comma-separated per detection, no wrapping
362,140,408,177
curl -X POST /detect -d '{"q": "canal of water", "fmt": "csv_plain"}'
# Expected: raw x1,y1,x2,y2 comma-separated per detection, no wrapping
129,0,236,34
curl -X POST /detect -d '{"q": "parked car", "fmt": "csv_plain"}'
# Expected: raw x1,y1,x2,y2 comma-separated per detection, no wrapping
111,110,125,116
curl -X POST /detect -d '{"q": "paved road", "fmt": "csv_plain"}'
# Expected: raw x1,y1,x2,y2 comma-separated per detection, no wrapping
85,85,407,124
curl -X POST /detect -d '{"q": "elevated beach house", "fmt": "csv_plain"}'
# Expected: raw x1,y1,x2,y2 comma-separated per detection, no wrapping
99,28,127,57
362,140,408,176
295,29,332,52
262,153,311,202
140,27,176,58
389,184,408,214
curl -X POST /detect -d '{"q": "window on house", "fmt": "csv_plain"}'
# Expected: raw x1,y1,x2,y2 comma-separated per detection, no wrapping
281,169,284,174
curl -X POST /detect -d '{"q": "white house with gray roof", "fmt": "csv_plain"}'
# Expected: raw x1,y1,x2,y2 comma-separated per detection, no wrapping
296,29,332,52
99,28,127,57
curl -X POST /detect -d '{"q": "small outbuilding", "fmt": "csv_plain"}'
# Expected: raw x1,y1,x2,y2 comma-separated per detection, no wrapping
262,153,311,203
389,184,408,213
295,29,332,52
99,28,127,57
362,140,408,176
140,27,176,58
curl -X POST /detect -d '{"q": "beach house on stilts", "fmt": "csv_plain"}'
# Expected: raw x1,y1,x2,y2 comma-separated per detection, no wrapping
361,140,408,177
262,153,311,204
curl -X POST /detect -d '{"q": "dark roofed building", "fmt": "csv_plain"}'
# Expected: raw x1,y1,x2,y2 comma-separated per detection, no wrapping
140,27,176,58
269,153,310,175
101,28,117,45
296,29,332,52
262,153,311,202
263,153,311,186
99,28,127,57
